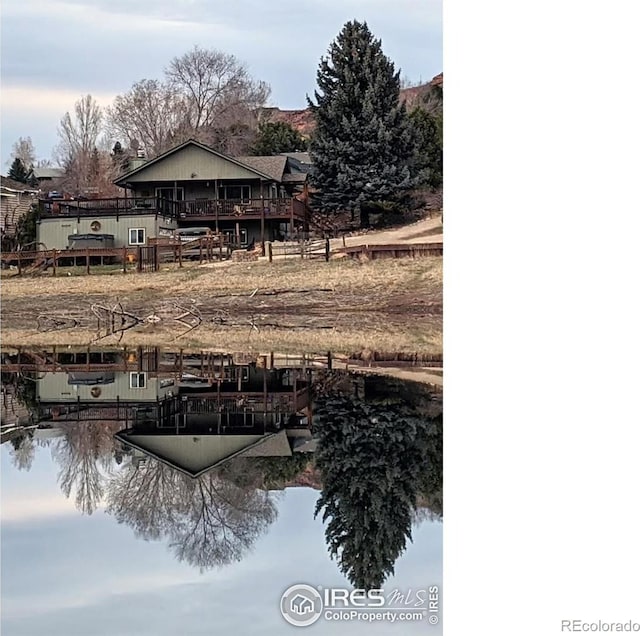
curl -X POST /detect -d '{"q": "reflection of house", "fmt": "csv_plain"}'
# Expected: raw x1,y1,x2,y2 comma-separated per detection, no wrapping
116,428,296,478
37,140,310,251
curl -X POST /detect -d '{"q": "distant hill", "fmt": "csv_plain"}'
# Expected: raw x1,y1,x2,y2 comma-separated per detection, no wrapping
262,73,443,138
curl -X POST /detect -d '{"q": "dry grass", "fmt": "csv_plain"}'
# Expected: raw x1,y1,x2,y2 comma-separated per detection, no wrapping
1,258,442,354
1,257,441,299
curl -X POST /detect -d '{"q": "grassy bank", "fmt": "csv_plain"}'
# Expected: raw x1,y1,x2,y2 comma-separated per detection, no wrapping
1,258,442,353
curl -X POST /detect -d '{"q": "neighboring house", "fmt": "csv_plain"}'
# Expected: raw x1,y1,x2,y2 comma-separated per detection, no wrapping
29,166,65,185
0,177,38,246
35,140,311,251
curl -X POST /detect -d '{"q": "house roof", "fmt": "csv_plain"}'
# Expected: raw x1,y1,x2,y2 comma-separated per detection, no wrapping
0,176,38,193
32,167,65,179
281,173,307,184
114,139,277,186
115,429,293,478
235,155,288,182
279,152,312,165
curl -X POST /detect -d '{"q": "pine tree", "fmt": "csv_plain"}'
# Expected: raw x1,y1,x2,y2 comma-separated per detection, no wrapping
250,121,307,156
308,21,415,226
8,157,29,183
409,107,443,190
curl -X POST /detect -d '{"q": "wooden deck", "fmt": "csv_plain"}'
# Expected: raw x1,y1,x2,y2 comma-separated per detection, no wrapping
39,196,307,223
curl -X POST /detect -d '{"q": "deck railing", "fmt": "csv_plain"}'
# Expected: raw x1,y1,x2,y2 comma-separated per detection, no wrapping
39,196,306,220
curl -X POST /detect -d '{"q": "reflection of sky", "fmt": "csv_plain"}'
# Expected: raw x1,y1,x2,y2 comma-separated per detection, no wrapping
1,445,442,636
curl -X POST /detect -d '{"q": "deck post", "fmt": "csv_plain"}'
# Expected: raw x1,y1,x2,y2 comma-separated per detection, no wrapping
52,250,57,276
17,251,21,276
199,238,203,264
290,199,295,236
260,207,266,255
178,241,183,267
122,247,127,274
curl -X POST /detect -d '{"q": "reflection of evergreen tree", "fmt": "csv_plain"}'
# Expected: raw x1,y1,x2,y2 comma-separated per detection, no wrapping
314,384,442,589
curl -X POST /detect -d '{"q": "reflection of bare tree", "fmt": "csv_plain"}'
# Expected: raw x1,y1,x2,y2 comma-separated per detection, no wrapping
106,458,277,570
172,475,276,570
106,460,185,540
52,422,121,515
9,433,36,471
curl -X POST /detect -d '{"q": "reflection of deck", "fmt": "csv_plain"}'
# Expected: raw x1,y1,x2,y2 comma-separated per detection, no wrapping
36,385,311,427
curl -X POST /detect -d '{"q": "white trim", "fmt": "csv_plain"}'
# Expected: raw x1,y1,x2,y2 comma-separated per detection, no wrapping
128,227,146,245
129,372,146,389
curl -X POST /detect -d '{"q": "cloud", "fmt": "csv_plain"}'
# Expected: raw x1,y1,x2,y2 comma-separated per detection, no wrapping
1,495,78,523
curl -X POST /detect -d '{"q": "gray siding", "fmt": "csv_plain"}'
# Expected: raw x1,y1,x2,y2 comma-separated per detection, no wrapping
124,146,269,183
129,179,276,200
38,214,177,250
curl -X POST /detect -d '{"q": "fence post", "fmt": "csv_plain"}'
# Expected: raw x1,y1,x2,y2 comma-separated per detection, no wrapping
178,241,183,267
52,250,57,276
325,238,330,262
122,247,127,274
137,247,142,272
199,238,203,264
17,251,22,276
267,241,273,263
154,244,159,271
85,248,90,274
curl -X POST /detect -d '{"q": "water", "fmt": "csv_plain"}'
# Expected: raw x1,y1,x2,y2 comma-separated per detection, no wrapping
1,347,442,635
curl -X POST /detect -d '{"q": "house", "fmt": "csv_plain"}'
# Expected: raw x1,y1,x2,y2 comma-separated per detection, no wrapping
29,166,65,185
112,140,309,247
1,177,38,247
35,140,310,252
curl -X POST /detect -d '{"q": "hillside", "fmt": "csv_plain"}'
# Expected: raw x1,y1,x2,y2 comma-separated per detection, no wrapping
263,72,443,137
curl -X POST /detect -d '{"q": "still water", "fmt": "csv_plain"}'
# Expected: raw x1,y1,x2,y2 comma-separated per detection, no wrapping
1,347,442,635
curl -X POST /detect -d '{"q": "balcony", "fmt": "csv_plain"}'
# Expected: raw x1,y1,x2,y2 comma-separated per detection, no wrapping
39,196,307,222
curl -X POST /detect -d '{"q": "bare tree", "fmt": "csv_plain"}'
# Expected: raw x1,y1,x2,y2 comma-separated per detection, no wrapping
9,137,36,170
56,95,104,192
106,79,188,159
165,46,270,153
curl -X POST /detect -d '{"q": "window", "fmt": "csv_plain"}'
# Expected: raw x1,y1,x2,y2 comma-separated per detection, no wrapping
223,228,248,246
130,372,146,389
219,185,251,203
155,187,184,201
129,228,146,245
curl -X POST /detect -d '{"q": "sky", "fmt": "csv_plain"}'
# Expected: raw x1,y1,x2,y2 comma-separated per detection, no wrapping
1,445,443,636
0,0,442,168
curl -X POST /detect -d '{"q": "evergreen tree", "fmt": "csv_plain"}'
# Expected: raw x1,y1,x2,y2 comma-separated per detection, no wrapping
8,157,29,183
308,21,415,226
409,107,443,190
15,203,40,247
250,121,307,155
313,394,432,589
